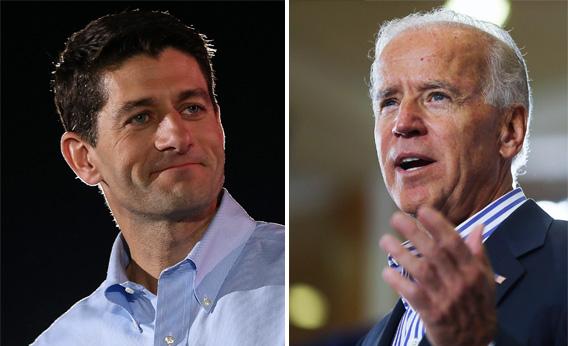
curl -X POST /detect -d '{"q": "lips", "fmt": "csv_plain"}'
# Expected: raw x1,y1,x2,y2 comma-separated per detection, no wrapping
394,153,436,172
154,162,202,174
166,162,199,169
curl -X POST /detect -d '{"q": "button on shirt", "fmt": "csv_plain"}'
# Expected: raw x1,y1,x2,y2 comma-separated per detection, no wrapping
390,187,527,346
32,189,284,346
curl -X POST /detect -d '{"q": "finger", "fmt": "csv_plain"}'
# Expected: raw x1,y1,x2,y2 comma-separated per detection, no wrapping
379,234,445,293
417,206,473,266
465,224,493,275
460,225,496,307
395,209,464,278
391,212,462,289
382,267,430,312
465,224,483,256
379,234,423,271
390,212,436,258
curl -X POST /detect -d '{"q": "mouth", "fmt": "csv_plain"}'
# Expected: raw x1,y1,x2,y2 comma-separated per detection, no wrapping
167,162,200,169
154,162,202,174
394,154,436,172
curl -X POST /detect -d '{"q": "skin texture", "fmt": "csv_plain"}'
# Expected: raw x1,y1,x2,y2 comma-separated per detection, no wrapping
374,25,527,346
61,48,225,293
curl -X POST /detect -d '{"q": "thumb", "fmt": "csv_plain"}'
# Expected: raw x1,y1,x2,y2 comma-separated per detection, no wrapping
465,223,484,257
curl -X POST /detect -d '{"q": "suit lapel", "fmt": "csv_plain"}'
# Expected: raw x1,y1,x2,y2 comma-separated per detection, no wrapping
484,231,525,304
484,200,551,305
376,300,406,346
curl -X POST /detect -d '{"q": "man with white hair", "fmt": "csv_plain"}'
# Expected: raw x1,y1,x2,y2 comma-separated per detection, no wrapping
359,9,566,346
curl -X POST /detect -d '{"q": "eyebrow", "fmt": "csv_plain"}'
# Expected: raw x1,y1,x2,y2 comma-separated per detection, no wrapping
115,88,210,119
418,80,462,96
115,98,156,119
376,80,462,100
176,88,209,103
376,87,398,100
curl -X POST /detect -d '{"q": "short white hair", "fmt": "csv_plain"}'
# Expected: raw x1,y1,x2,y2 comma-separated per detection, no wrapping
370,8,532,181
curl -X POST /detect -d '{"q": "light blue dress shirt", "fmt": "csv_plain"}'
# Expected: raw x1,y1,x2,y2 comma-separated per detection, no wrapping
32,189,284,346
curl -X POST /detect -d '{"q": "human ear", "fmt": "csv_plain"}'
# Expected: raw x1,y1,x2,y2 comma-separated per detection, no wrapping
60,132,102,186
499,105,527,159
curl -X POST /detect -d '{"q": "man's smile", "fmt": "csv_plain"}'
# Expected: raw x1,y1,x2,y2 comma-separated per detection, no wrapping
152,161,205,175
163,162,202,171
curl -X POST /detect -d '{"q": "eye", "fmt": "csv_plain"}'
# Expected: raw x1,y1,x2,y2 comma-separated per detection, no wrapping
381,98,398,109
126,112,150,125
429,92,449,102
180,104,204,117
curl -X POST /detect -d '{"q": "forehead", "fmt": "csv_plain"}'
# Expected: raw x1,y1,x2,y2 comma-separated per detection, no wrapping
376,25,490,89
101,48,208,102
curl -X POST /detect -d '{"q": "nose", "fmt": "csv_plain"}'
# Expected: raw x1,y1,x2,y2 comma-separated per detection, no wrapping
154,111,193,153
392,98,427,138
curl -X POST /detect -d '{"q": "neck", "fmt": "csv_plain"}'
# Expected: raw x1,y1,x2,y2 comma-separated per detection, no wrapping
449,170,514,226
119,209,217,295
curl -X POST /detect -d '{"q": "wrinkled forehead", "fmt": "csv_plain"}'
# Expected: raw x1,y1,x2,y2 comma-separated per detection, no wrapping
392,23,491,47
375,24,492,87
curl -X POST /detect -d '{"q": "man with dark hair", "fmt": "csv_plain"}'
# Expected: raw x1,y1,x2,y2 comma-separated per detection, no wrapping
33,10,283,346
359,8,566,346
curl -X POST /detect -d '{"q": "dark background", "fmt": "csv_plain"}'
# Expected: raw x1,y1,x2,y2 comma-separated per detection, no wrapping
0,1,284,344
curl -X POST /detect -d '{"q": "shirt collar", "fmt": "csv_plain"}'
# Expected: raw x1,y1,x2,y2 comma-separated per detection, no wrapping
455,187,527,241
187,188,257,311
388,187,527,274
105,233,131,287
103,188,257,312
390,187,527,312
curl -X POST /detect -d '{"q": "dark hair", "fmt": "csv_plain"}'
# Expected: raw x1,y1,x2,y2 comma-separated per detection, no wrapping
52,10,217,145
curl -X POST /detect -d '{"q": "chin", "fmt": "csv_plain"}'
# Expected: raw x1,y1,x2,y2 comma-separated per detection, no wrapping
393,188,433,216
159,196,215,221
154,184,219,217
396,200,419,216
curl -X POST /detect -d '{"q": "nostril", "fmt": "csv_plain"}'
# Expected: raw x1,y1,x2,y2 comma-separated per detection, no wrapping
393,128,421,138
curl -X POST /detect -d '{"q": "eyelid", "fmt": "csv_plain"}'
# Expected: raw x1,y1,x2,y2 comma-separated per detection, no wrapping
427,91,450,101
124,111,150,125
180,103,206,114
380,98,398,109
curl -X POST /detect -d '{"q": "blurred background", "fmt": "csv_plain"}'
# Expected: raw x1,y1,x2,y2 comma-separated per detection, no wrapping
290,0,567,344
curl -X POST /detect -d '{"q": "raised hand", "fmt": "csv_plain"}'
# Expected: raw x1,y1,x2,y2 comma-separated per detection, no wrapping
380,206,497,346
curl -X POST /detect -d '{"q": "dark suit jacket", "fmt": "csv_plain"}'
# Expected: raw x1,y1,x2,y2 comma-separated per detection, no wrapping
359,200,567,346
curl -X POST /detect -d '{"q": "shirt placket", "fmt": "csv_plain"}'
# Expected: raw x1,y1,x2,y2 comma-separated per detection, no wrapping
154,261,195,346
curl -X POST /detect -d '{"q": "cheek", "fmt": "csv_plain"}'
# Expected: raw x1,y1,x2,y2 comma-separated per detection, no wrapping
374,120,392,179
99,156,132,187
429,122,463,175
200,124,225,161
215,129,225,152
435,118,496,182
373,128,380,156
111,140,154,184
211,126,225,154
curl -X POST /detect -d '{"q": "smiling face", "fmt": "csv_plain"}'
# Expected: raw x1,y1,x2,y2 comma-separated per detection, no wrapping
84,48,225,221
374,25,515,224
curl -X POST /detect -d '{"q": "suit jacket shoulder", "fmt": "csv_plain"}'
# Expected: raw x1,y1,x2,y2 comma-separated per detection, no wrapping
487,200,567,345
